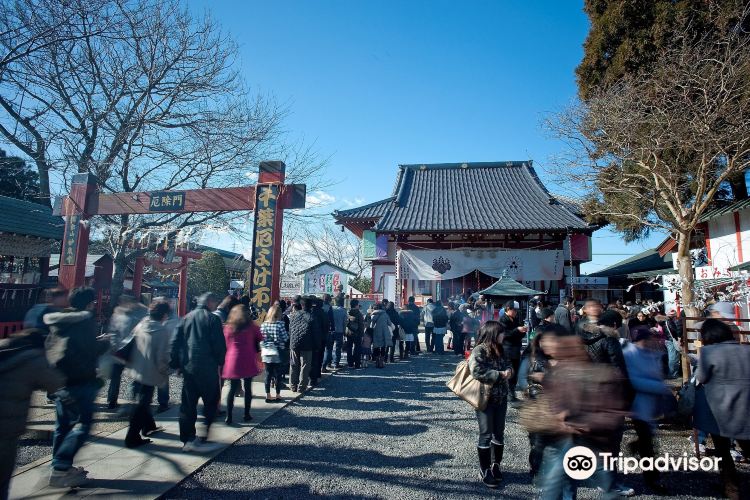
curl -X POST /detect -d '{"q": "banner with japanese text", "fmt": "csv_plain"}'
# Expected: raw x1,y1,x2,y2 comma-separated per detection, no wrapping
249,184,279,317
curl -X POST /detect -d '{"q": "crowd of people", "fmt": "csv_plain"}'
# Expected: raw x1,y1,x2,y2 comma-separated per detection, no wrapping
1,285,748,499
465,295,750,500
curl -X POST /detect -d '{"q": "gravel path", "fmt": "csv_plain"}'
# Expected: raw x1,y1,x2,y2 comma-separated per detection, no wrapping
165,353,747,499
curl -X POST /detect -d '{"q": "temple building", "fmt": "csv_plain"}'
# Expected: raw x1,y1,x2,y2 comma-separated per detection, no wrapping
333,162,596,305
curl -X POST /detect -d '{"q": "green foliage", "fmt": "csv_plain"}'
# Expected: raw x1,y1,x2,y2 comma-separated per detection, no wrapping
576,0,746,100
349,276,372,294
0,149,41,202
187,251,229,299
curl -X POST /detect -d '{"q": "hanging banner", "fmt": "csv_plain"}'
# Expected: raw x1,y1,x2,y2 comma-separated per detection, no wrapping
362,231,388,261
248,184,279,316
305,270,349,295
399,248,564,281
62,215,80,265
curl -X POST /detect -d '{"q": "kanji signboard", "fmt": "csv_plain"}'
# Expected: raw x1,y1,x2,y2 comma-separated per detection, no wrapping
149,191,186,211
62,215,80,265
249,184,279,316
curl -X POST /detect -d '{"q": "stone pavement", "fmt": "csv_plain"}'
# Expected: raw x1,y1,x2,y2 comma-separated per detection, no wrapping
9,380,302,499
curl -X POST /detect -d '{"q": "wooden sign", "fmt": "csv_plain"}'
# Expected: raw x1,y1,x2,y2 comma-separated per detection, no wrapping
62,215,80,265
149,191,186,211
249,184,279,316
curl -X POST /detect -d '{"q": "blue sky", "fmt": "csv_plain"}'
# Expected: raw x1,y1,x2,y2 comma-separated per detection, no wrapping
194,0,667,273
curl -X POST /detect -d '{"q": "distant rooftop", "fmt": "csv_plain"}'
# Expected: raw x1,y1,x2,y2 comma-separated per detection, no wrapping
0,195,65,240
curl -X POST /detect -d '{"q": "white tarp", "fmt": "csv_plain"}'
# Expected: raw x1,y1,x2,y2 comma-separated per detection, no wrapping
399,248,564,282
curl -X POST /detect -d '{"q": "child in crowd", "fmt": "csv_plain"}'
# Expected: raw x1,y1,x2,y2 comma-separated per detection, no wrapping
360,331,372,368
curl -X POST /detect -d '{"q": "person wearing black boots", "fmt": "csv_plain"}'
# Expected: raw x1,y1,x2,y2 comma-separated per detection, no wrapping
468,321,512,488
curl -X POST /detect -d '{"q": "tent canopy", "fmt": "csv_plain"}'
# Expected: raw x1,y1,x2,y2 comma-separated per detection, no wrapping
478,272,542,297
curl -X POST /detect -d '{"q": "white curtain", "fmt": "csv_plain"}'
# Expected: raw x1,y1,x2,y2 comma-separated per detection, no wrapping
398,248,564,281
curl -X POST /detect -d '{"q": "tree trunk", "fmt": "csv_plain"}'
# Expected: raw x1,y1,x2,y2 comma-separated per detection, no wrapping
36,160,51,207
676,230,696,310
109,244,130,313
109,216,133,310
675,229,698,382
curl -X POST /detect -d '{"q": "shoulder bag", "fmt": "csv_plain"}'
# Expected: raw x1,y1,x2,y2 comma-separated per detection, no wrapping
446,359,492,411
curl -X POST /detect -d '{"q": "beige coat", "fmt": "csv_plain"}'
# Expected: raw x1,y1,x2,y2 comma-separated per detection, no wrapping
127,318,171,388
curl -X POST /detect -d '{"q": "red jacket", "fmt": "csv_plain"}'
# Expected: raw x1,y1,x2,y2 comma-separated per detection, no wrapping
222,323,262,379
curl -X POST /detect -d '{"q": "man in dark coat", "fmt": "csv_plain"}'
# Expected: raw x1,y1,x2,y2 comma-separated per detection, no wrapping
499,300,528,401
406,296,422,353
169,292,226,452
397,305,418,359
385,301,401,362
345,299,365,368
554,296,574,334
448,302,465,355
0,329,64,496
44,287,109,487
310,296,329,385
289,297,318,390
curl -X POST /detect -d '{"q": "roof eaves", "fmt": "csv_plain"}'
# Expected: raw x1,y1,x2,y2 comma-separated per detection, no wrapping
295,260,356,277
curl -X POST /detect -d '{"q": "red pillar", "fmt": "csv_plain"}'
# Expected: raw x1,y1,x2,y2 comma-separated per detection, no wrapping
132,256,145,301
178,255,188,317
58,174,98,291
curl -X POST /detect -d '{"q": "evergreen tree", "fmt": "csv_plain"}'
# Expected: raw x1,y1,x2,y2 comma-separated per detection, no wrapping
0,148,41,203
187,251,229,299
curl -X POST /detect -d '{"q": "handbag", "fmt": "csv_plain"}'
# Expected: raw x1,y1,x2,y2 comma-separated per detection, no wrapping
446,360,493,411
519,395,556,433
261,343,280,358
112,336,135,365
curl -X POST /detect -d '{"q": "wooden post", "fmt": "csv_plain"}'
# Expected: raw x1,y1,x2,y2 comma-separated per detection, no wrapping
58,174,97,291
178,255,188,317
132,256,145,302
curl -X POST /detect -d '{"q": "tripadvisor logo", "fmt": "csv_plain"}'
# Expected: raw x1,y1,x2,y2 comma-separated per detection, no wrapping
563,446,721,480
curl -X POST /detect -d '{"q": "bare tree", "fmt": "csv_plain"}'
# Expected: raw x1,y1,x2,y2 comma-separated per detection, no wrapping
298,222,369,279
0,0,328,305
0,0,112,80
546,14,750,309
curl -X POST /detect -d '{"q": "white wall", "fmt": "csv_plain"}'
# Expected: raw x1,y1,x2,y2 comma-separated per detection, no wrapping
372,264,395,293
708,213,741,269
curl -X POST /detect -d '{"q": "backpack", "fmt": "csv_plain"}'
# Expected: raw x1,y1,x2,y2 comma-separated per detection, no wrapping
432,307,449,328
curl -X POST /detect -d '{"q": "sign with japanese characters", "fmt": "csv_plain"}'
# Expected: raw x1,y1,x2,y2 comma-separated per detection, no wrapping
249,184,279,316
148,191,186,212
694,265,738,280
279,274,302,297
567,276,609,289
62,215,80,265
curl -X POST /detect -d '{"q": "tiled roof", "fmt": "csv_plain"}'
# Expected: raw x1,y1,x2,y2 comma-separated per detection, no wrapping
333,197,394,220
0,195,65,240
589,248,673,278
699,198,750,223
337,162,589,233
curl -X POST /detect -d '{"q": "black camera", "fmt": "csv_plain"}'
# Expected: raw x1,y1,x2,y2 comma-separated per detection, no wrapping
566,455,593,471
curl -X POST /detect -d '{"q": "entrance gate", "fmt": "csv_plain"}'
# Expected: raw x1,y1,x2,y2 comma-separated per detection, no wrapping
55,161,306,316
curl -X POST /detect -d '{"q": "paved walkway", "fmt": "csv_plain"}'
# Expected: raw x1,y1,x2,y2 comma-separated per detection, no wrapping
10,381,301,499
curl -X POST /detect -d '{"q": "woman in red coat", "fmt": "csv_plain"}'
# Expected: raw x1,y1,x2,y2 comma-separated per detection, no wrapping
222,305,263,423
